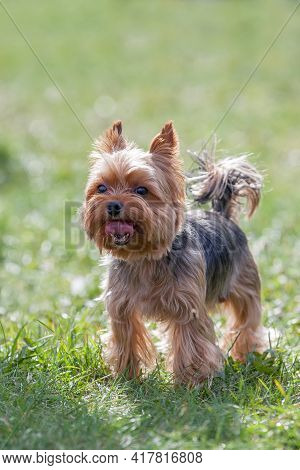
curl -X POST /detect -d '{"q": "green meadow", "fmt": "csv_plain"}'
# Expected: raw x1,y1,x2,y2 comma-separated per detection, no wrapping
0,0,299,449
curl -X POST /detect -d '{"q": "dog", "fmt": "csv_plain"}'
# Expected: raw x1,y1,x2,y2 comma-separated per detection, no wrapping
81,120,265,385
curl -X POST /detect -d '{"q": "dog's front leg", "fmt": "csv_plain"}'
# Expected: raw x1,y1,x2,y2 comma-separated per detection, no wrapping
167,300,224,385
107,302,156,378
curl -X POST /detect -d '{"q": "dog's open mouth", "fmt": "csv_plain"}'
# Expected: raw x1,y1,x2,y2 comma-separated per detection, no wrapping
105,220,135,246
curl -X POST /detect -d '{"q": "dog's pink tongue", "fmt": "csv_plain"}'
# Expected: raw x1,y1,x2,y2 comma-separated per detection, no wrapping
105,221,134,236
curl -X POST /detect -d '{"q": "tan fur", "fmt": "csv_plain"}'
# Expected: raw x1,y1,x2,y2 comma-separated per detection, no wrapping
81,121,265,385
169,319,223,385
108,310,156,378
150,121,179,159
95,120,127,153
222,252,265,362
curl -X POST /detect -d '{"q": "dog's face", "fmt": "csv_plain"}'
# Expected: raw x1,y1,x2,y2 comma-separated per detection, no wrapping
82,121,185,260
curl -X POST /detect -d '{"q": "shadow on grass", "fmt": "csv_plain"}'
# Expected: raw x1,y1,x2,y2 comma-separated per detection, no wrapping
0,363,248,450
0,349,297,450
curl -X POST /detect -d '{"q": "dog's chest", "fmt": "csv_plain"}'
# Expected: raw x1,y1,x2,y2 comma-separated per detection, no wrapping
112,258,177,319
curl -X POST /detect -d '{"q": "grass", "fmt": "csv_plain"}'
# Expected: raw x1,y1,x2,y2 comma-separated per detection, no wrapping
0,0,299,449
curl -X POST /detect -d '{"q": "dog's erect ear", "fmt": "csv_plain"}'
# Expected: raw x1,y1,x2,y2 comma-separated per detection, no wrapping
95,120,127,153
149,121,179,159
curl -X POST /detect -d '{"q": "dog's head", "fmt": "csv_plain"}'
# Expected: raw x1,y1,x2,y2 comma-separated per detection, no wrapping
82,121,185,260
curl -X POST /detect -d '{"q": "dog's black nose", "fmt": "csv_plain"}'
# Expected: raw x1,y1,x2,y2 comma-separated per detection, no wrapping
107,201,123,217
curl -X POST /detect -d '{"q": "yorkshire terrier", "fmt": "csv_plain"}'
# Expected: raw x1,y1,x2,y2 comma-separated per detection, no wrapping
82,120,265,385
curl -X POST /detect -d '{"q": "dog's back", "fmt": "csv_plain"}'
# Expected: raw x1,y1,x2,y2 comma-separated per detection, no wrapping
168,210,248,305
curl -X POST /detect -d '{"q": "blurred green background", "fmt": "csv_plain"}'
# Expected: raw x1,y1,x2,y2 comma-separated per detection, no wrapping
0,0,299,450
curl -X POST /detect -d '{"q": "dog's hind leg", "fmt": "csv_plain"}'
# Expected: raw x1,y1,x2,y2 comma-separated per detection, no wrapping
222,251,265,362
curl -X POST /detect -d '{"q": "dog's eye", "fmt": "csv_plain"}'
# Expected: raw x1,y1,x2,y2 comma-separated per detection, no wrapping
97,184,107,193
134,186,148,196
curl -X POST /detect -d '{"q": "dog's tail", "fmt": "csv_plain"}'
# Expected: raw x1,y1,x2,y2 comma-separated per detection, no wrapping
189,148,262,223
